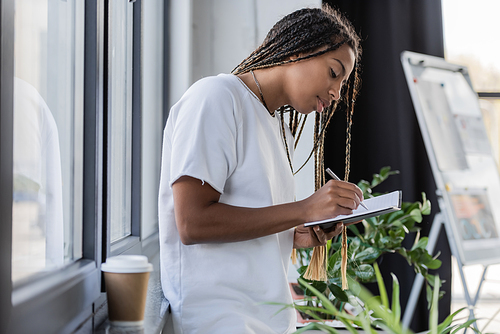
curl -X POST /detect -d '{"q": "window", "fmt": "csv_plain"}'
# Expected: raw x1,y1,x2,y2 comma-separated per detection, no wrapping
442,0,500,330
442,0,500,93
443,0,500,164
12,0,85,283
107,0,134,243
2,0,167,332
141,0,164,239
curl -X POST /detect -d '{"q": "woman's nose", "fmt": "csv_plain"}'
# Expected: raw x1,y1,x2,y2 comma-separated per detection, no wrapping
329,84,342,101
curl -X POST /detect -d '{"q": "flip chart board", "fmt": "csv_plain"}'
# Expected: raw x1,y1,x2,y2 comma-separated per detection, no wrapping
401,51,500,265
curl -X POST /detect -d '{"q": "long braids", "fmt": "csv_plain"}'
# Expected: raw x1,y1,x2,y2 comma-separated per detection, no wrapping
232,5,362,284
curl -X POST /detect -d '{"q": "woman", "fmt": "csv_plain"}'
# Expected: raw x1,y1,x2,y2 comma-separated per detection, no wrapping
159,4,362,334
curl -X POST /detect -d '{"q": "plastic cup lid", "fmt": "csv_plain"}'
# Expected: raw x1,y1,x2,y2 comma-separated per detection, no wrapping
101,255,153,273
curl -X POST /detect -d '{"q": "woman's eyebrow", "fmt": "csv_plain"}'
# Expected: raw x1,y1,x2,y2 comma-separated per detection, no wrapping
332,58,346,76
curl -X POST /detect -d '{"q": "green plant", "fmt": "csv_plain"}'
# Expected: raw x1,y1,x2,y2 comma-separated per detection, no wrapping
295,166,443,319
286,263,478,334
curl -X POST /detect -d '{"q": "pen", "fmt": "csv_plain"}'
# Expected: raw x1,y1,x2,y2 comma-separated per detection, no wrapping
325,168,368,210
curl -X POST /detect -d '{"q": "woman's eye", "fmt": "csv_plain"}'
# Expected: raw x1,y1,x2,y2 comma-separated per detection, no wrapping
330,68,337,78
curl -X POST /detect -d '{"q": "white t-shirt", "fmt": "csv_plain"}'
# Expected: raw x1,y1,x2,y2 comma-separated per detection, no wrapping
159,73,297,334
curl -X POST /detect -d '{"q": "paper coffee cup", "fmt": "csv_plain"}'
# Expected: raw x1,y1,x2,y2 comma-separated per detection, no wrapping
101,255,153,327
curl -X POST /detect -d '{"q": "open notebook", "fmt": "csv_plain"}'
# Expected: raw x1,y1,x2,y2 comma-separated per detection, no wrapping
304,190,402,229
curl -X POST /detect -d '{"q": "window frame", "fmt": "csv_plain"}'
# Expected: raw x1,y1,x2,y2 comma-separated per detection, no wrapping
3,1,105,332
478,92,500,99
0,0,15,328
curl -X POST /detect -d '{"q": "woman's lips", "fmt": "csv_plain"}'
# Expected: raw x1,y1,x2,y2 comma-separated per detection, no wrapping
317,97,329,112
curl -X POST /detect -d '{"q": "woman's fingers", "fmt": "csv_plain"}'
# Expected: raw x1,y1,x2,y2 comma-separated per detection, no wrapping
312,226,326,244
294,223,345,249
303,180,363,222
328,180,363,207
311,223,343,245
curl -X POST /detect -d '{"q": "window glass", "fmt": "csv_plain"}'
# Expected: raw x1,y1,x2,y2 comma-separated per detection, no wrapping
12,0,84,282
108,0,133,242
442,0,500,92
141,0,164,239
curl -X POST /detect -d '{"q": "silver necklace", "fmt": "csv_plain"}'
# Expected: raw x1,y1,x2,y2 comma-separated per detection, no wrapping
250,70,275,117
250,70,294,173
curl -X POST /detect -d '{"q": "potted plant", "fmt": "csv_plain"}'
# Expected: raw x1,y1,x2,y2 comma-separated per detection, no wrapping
284,263,477,334
292,166,443,324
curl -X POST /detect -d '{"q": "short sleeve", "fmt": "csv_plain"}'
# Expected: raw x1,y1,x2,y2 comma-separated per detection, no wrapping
168,78,240,194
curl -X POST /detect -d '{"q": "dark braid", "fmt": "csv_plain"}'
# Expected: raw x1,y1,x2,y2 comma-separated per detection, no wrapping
232,4,362,189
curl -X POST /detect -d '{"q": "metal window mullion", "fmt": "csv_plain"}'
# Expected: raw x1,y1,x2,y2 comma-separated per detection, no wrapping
102,0,111,260
162,0,170,126
83,0,105,266
131,0,142,238
0,0,15,328
478,92,500,99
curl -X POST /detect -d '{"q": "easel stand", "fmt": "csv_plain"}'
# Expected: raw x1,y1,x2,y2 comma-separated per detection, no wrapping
402,200,488,332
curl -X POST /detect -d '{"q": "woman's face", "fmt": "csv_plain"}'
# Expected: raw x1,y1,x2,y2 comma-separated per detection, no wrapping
283,44,356,114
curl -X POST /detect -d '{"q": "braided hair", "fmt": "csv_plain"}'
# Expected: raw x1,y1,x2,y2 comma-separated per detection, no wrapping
232,5,362,283
232,4,362,189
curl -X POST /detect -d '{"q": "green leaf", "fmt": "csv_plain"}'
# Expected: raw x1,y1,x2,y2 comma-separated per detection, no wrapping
429,276,440,334
402,224,410,234
388,227,405,240
300,279,328,296
391,273,401,323
409,208,423,223
357,180,371,195
364,217,378,229
298,278,338,315
402,202,419,213
373,263,389,309
328,283,349,302
346,276,361,296
389,220,404,230
425,258,442,270
297,265,308,276
436,307,468,333
354,247,382,263
384,210,405,224
347,223,361,237
426,283,433,310
348,237,361,254
383,166,399,178
450,319,479,333
354,264,375,282
379,236,391,247
421,192,431,215
397,248,412,266
412,236,429,251
330,240,341,252
327,249,341,273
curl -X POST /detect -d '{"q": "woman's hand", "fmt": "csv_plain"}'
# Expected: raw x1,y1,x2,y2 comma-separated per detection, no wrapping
299,179,364,223
293,223,343,249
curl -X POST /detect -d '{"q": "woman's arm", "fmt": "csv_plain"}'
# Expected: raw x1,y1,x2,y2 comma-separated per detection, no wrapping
172,175,363,245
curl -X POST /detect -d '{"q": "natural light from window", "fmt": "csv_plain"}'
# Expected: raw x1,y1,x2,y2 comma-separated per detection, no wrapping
442,0,500,92
442,0,500,332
